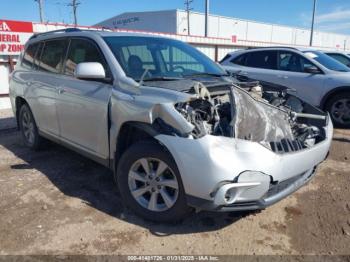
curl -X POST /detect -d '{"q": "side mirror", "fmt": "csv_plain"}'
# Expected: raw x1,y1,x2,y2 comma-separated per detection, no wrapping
74,62,106,79
304,65,321,74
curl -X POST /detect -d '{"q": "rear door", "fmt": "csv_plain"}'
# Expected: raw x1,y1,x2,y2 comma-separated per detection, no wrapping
29,39,67,136
55,37,112,160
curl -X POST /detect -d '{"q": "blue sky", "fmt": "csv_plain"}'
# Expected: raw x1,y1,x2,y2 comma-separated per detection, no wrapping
1,0,350,34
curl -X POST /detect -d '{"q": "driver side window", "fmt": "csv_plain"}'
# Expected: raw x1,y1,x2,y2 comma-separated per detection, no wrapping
64,38,110,77
278,51,315,73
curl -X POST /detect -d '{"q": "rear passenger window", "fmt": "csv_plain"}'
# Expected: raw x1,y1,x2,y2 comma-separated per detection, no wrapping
37,39,66,73
64,39,109,77
22,43,39,69
231,54,247,66
246,51,277,69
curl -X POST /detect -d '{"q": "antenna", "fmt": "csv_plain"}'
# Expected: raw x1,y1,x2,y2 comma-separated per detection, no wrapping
68,0,81,25
184,0,193,35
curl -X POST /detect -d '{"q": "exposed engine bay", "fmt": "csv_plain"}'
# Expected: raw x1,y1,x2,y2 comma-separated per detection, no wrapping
173,80,328,154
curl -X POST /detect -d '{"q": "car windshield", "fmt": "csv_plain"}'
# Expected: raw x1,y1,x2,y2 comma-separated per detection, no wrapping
103,36,226,81
303,51,350,72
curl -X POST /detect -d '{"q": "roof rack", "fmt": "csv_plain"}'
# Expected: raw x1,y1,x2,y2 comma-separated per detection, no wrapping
245,46,299,50
29,27,81,40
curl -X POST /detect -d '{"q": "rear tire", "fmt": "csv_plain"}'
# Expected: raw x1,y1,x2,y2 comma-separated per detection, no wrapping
18,104,43,150
326,92,350,128
116,141,191,222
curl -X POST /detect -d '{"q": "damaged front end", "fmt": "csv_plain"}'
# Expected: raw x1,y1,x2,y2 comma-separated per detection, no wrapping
173,80,328,154
144,78,332,211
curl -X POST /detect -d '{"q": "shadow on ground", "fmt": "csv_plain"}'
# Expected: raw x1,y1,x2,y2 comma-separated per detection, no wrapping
0,130,250,236
0,117,16,131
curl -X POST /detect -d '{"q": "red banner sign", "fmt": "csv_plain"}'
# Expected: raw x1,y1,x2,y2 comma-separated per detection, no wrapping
0,20,33,33
0,19,33,55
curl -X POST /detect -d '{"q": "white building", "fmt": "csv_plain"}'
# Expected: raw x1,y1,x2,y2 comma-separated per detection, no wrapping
96,9,350,55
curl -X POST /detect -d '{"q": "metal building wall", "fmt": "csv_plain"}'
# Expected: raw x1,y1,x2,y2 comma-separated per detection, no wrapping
95,10,178,34
175,10,350,51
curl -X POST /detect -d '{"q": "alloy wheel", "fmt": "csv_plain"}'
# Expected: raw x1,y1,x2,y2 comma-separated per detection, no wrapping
330,98,350,125
128,157,179,212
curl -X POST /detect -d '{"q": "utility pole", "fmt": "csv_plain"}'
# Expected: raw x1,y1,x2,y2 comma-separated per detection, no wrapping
205,0,209,37
344,39,347,51
34,0,45,23
185,0,193,35
68,0,81,26
310,0,317,46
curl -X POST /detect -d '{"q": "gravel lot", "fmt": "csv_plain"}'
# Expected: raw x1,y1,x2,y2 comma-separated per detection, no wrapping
0,112,349,255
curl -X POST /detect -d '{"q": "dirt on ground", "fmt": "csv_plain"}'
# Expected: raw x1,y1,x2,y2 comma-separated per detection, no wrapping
0,123,349,256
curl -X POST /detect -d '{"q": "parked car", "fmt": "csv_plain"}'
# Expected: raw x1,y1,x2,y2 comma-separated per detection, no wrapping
323,51,350,67
9,29,332,222
220,47,350,128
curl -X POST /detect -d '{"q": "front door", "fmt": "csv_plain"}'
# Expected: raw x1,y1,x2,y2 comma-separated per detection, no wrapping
56,38,112,159
272,51,326,106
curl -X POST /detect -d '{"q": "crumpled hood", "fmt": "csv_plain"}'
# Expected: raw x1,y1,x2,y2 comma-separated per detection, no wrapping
231,87,295,142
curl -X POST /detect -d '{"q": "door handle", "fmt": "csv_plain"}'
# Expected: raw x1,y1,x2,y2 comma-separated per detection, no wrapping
277,75,288,79
57,87,81,95
57,88,65,94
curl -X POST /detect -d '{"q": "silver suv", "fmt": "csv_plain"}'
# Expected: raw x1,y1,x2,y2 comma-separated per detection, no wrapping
220,47,350,128
9,29,332,222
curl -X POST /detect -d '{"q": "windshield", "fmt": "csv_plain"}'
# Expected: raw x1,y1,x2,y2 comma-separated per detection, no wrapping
103,36,226,81
303,51,350,72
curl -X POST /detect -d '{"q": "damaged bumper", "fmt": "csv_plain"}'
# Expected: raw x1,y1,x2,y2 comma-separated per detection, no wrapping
155,118,333,211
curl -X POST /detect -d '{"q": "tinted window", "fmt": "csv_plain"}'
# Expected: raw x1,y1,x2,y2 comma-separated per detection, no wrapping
64,38,109,77
327,53,350,66
278,51,315,73
303,51,350,72
22,43,39,69
246,51,277,69
232,54,247,66
33,42,43,70
104,36,225,81
38,39,66,73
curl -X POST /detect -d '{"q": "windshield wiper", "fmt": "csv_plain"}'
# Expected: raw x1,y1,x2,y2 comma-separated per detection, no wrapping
184,72,229,78
138,69,182,85
142,76,182,82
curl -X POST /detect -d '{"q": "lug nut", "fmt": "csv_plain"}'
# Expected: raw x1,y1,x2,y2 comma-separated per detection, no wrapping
155,177,160,182
151,188,155,192
157,185,161,189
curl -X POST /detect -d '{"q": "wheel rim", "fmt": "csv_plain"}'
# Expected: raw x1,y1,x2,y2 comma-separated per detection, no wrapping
128,157,179,212
330,98,350,125
22,109,35,145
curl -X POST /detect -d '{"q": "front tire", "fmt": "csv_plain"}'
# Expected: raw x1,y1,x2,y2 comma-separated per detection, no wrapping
326,92,350,128
116,141,191,222
18,104,42,150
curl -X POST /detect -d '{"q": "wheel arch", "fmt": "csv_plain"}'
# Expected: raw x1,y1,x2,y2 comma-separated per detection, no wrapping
320,86,350,110
113,121,168,172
